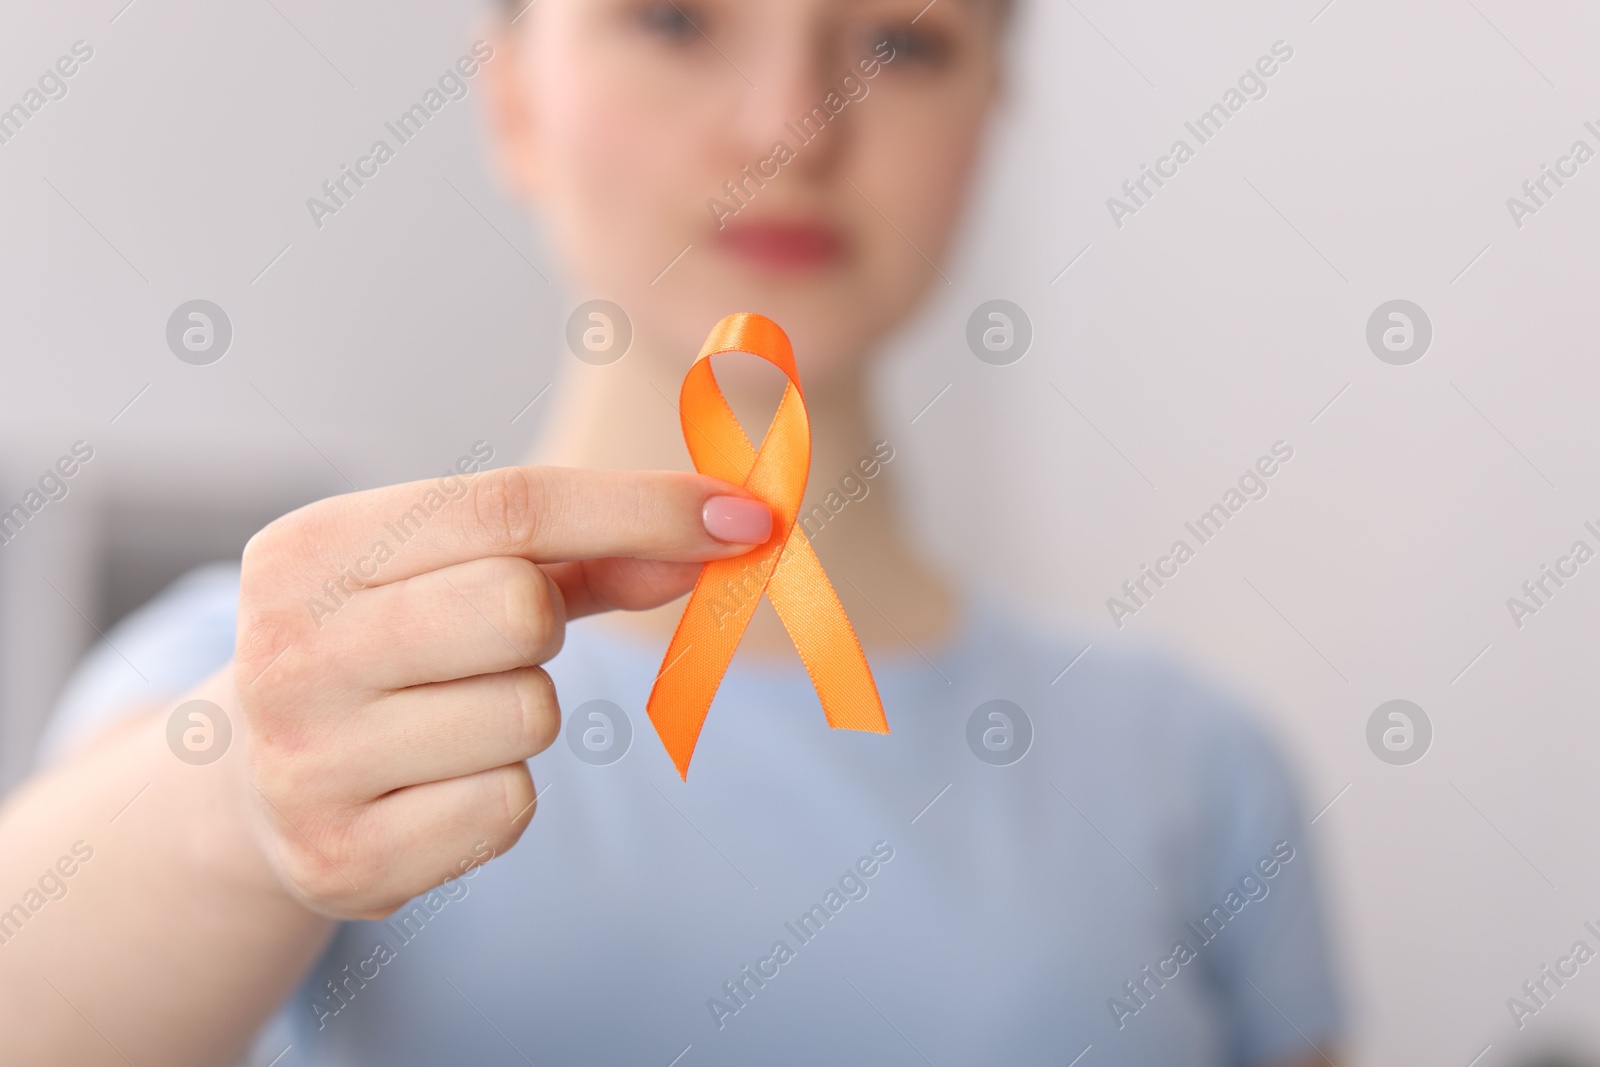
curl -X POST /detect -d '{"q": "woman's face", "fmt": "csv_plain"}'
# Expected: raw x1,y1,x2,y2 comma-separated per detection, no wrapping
492,0,1004,386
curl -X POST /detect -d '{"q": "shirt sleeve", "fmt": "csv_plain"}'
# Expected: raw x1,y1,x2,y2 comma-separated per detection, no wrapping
34,562,242,768
1190,702,1345,1066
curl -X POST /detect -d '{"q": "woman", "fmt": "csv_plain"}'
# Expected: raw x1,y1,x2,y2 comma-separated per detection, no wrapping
0,0,1342,1063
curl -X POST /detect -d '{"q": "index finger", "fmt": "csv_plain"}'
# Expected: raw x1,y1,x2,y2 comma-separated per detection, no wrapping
248,466,770,591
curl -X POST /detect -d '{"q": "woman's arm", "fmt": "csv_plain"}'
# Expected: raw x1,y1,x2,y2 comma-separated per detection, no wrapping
0,670,332,1066
0,466,766,1066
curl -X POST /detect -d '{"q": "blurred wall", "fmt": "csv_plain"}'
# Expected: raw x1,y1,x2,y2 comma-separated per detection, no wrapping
4,1,1600,1064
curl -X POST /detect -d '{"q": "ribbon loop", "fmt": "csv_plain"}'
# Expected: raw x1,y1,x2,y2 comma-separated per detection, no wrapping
645,313,889,779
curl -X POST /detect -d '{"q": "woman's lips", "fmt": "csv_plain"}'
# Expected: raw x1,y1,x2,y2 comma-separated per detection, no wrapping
713,221,846,272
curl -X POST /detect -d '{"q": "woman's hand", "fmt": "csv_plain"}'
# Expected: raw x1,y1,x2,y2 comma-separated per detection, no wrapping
232,465,770,920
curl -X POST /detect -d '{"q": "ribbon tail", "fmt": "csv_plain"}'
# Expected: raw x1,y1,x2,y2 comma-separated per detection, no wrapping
764,532,889,735
645,550,776,779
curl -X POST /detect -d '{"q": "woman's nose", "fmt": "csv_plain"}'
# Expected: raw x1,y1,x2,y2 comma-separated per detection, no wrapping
726,27,846,170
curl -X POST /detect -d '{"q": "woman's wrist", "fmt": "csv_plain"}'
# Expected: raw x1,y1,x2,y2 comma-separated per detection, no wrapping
113,666,326,919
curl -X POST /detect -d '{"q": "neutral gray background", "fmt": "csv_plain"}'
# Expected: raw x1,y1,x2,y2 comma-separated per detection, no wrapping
4,0,1600,1063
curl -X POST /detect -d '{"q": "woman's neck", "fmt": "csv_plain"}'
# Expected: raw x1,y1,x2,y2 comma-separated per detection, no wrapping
527,345,958,660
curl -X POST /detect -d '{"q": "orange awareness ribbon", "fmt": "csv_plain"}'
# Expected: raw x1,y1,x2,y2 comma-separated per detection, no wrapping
646,312,889,779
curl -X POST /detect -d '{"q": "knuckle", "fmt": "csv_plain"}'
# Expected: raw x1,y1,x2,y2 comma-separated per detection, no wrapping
278,850,348,908
498,559,557,659
467,467,548,553
262,803,363,908
509,666,559,756
492,762,538,836
248,729,319,798
242,504,316,579
233,606,302,698
239,519,284,579
237,504,331,684
622,475,656,543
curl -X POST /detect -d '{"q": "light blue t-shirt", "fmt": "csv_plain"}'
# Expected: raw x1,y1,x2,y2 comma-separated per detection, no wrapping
39,565,1342,1066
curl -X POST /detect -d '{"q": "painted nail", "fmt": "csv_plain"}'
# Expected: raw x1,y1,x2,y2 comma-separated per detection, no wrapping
702,495,772,544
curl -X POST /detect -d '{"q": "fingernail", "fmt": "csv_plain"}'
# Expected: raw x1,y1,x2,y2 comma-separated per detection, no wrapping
702,495,772,544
